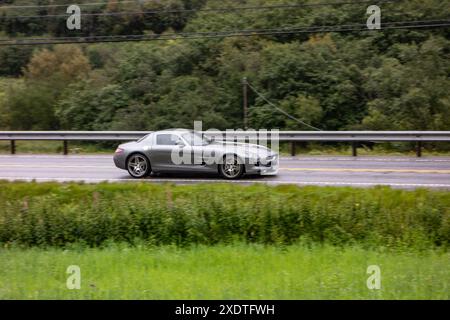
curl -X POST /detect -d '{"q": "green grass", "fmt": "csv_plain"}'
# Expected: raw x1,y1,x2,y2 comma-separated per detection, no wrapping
0,243,448,300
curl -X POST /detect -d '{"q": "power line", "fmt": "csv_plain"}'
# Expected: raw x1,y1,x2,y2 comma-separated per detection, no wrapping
0,0,400,18
1,19,447,42
246,81,322,131
0,20,448,46
1,23,449,46
0,0,155,10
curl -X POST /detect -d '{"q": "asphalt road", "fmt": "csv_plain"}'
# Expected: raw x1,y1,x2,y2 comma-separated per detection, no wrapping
0,154,450,189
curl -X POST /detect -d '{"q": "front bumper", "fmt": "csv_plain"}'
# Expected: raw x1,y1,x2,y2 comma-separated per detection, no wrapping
113,152,127,170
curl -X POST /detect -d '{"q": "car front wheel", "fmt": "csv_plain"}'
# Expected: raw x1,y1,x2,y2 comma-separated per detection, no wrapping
219,155,244,179
127,154,150,178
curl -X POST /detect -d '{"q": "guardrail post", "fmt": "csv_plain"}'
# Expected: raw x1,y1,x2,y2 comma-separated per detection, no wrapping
352,142,357,157
290,142,296,156
416,141,422,157
63,140,68,155
10,140,16,154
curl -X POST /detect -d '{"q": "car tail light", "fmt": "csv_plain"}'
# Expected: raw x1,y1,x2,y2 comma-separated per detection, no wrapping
115,148,124,154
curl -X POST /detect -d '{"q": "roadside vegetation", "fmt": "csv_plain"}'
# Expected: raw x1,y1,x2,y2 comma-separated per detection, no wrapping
0,182,448,248
0,182,448,299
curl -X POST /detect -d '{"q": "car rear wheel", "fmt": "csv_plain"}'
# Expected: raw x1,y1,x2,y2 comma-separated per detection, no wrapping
219,155,244,179
127,154,150,178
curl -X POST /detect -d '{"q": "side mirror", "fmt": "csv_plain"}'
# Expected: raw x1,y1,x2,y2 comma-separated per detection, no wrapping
175,140,185,147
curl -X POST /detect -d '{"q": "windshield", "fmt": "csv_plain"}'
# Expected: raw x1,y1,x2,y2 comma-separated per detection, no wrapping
182,132,211,146
137,134,150,143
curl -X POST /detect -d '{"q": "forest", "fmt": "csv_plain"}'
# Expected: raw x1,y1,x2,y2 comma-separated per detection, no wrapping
0,0,449,133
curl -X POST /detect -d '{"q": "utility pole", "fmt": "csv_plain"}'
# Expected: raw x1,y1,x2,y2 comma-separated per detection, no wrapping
242,77,248,129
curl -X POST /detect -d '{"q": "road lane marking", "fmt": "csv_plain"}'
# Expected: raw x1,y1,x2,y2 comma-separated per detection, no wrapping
0,155,113,159
280,168,450,174
0,164,112,169
282,157,450,162
1,164,450,174
0,176,449,188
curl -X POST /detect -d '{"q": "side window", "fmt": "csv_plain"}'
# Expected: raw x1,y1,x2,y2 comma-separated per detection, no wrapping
156,134,180,146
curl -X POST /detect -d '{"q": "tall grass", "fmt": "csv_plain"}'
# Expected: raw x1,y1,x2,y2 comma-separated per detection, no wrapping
0,182,448,248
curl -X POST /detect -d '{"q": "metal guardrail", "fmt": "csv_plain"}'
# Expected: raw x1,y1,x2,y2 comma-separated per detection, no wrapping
1,131,449,157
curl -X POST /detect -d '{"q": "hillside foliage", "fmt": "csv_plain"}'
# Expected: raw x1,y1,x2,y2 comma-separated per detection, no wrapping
0,0,449,132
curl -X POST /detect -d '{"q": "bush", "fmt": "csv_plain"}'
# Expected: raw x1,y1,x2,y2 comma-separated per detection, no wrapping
0,182,448,248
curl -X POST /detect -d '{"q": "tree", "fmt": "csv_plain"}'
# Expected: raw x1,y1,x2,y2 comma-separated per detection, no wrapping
24,45,91,87
2,81,59,130
2,45,91,129
362,37,450,130
57,82,131,130
150,75,228,130
0,46,33,76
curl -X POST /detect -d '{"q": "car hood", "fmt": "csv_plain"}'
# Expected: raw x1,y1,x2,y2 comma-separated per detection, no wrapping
208,141,276,158
118,141,139,150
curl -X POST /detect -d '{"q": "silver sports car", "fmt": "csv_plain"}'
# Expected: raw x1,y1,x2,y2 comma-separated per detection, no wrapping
113,129,279,179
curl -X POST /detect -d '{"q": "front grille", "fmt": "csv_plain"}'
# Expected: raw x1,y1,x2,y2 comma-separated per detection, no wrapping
256,160,272,167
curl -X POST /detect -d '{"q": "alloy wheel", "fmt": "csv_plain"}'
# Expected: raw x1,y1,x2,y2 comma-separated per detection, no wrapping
220,155,244,179
127,154,149,178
